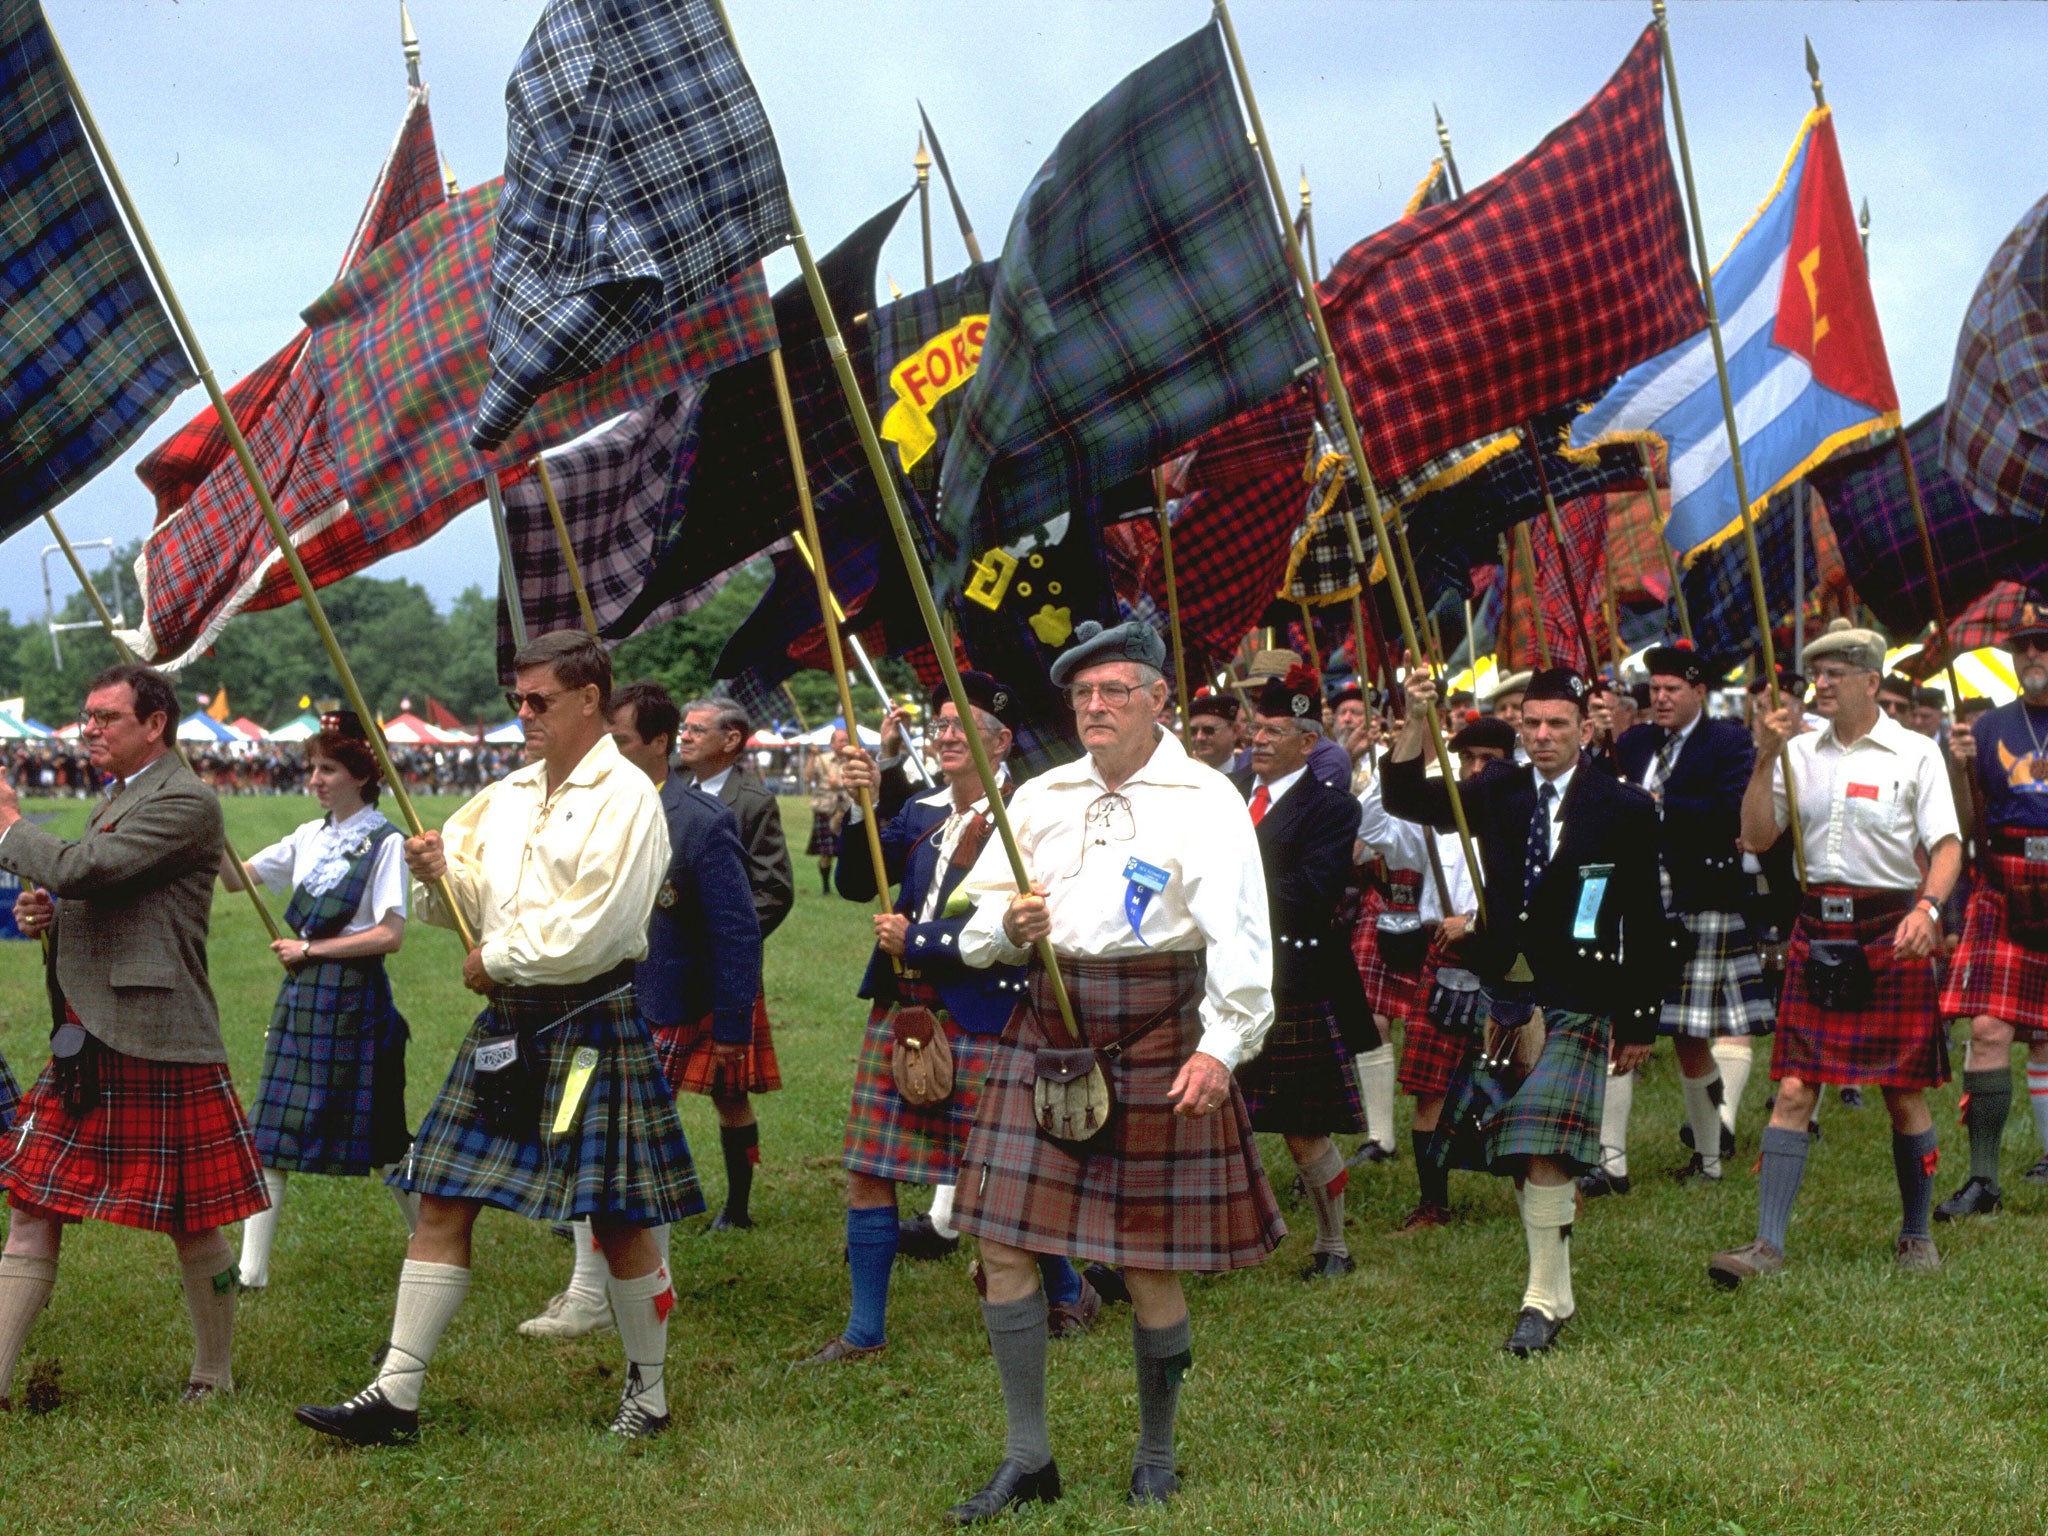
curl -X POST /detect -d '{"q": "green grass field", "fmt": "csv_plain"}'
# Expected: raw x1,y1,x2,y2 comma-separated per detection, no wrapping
1,793,2045,1533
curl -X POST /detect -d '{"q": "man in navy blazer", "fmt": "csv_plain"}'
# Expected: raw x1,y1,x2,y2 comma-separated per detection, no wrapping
1591,645,1773,1200
796,673,1093,1368
520,681,761,1340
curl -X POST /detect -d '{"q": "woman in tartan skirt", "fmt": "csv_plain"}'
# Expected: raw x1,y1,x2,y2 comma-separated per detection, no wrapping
805,731,852,893
222,717,415,1291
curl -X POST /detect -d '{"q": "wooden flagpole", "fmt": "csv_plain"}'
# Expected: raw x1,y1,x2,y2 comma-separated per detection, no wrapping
39,511,283,945
1601,505,1626,670
1215,0,1484,902
484,473,528,651
916,101,984,265
1298,168,1319,279
1297,602,1323,674
1656,0,1805,881
1434,105,1465,197
1525,432,1601,672
1154,468,1192,733
1513,522,1554,668
45,26,479,951
915,133,935,289
1638,443,1695,642
532,456,599,635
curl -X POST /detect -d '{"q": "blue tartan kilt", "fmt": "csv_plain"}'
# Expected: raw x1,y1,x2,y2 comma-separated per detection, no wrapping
0,1049,18,1132
251,959,412,1176
394,968,704,1225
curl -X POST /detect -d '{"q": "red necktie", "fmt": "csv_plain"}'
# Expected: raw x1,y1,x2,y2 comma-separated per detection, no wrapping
1248,784,1270,826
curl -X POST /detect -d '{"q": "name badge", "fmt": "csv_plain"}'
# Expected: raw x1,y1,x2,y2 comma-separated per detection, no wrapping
1122,857,1171,947
2027,837,2048,864
1846,782,1880,801
475,1037,519,1074
551,1046,601,1135
1572,864,1613,942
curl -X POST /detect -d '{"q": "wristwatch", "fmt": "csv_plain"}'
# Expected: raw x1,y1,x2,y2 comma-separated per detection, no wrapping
1918,897,1942,922
300,940,314,963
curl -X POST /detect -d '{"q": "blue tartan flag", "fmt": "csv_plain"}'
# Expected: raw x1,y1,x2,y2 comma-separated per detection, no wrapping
471,0,791,450
0,0,194,541
934,22,1316,595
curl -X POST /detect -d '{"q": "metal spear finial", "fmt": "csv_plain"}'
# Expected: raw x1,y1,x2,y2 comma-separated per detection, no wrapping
914,133,931,178
443,157,459,196
1299,164,1311,210
1859,195,1870,255
401,1,421,90
1804,35,1824,108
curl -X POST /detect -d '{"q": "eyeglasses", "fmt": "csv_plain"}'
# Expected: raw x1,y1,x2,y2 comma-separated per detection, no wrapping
930,719,972,740
1812,665,1869,685
76,708,134,730
505,687,574,716
1066,681,1141,710
1247,722,1305,741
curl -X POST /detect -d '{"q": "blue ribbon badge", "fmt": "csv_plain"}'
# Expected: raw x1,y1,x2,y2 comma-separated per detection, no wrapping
1122,857,1171,946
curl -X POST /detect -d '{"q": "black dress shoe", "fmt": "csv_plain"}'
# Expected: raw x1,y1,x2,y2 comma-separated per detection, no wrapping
1501,1306,1568,1357
295,1385,419,1446
896,1212,961,1262
1128,1463,1181,1506
1678,1121,1738,1159
707,1208,754,1232
2025,1155,2048,1185
1577,1168,1631,1199
1345,1140,1396,1171
1933,1174,2002,1223
947,1459,1061,1525
1299,1251,1356,1281
1082,1263,1130,1307
1838,1086,1865,1109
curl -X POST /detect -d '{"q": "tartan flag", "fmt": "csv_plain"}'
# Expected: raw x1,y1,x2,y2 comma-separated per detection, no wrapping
620,192,909,631
1677,485,1822,661
1943,192,2048,522
935,22,1317,593
471,0,790,450
1810,406,2048,637
1901,581,2037,681
123,90,445,665
1280,426,1362,606
1489,491,1609,672
494,382,759,677
1404,159,1453,216
0,0,195,542
1319,27,1702,488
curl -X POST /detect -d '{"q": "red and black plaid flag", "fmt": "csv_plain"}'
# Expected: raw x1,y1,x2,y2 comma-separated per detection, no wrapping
1490,492,1609,672
1317,27,1703,488
1901,581,2039,680
1943,193,2048,523
1814,406,2048,638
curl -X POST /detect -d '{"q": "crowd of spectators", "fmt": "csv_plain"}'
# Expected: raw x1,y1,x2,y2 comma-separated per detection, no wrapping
2,741,527,799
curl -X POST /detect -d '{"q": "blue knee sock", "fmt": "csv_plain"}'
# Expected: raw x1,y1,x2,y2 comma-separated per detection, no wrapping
844,1205,898,1349
1037,1254,1082,1308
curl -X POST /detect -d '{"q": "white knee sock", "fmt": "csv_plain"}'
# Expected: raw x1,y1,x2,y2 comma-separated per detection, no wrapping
927,1182,958,1240
2029,1061,2048,1154
652,1224,672,1269
1598,1066,1634,1178
1518,1181,1577,1321
237,1169,289,1288
607,1266,673,1418
567,1218,609,1306
374,1164,418,1235
1712,1037,1754,1136
375,1259,471,1411
1355,1042,1397,1150
1681,1070,1723,1177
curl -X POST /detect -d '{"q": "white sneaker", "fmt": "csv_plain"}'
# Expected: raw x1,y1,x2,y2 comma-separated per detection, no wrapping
517,1288,615,1338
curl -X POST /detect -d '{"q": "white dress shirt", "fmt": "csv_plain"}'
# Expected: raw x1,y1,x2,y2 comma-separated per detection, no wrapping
1355,770,1480,922
959,729,1274,1069
415,733,669,986
693,763,736,798
914,783,999,924
1534,762,1576,860
1769,710,1959,890
1251,764,1307,813
247,805,408,937
1643,711,1700,798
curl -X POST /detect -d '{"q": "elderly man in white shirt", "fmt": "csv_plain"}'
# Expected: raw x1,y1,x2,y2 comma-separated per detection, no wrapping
1709,621,1961,1290
944,621,1283,1523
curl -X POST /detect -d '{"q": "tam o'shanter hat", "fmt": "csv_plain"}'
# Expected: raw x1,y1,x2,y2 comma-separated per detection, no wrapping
1800,616,1887,673
1448,715,1518,753
939,670,1020,728
1188,688,1241,722
1048,620,1167,687
1643,639,1710,684
1523,668,1589,707
1254,663,1321,722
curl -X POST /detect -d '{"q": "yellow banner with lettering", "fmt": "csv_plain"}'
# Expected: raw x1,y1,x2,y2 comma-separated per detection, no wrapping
879,314,989,471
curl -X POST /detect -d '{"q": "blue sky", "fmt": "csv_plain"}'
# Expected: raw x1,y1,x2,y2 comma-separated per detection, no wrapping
7,0,2045,634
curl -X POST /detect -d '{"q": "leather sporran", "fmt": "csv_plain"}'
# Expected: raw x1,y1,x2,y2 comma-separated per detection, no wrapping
1375,911,1436,975
1030,1046,1115,1151
472,1025,543,1136
889,1004,955,1106
49,1022,99,1119
1480,996,1548,1091
1803,938,1875,1012
2005,881,2048,953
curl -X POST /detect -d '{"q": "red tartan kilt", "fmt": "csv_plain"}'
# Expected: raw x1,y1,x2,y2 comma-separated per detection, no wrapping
0,1050,268,1234
1939,873,2048,1042
1773,902,1948,1090
842,976,1003,1185
649,991,782,1097
1352,887,1428,1022
1397,1014,1477,1102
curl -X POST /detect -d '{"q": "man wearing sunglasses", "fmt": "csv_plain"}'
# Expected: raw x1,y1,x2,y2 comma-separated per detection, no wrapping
944,620,1281,1519
0,663,266,1408
1708,620,1960,1290
297,631,698,1445
1933,599,2048,1221
1182,689,1242,772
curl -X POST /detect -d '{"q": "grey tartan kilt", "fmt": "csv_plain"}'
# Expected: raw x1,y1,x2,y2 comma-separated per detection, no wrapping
1660,909,1776,1040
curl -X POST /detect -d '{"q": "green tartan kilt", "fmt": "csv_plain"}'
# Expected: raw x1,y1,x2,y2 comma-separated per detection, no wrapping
250,958,411,1176
1434,1007,1609,1175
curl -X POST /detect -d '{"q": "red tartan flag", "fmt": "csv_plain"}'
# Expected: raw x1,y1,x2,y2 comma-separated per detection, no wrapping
1317,27,1703,487
1494,494,1610,672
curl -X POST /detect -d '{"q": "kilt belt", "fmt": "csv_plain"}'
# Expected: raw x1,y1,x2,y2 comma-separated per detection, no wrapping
1775,883,1947,1091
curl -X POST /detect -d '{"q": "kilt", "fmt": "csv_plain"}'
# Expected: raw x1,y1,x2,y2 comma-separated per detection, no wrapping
650,991,783,1097
0,1050,18,1131
396,967,703,1225
842,974,1003,1184
954,952,1286,1272
1659,909,1777,1040
0,1044,267,1233
1433,1006,1609,1175
805,808,842,857
1773,885,1947,1091
1235,998,1365,1136
1397,1015,1477,1103
1940,857,2048,1042
1352,887,1429,1023
250,957,412,1176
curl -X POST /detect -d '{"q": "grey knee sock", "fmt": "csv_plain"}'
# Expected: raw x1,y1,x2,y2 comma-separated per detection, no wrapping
1299,1142,1349,1257
1964,1069,2012,1189
1755,1124,1811,1252
1894,1127,1940,1242
981,1293,1051,1470
1132,1315,1193,1473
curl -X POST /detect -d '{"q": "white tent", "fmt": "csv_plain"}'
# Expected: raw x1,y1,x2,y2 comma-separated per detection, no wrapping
176,711,239,744
794,719,880,748
0,711,49,740
268,713,321,743
483,719,525,744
